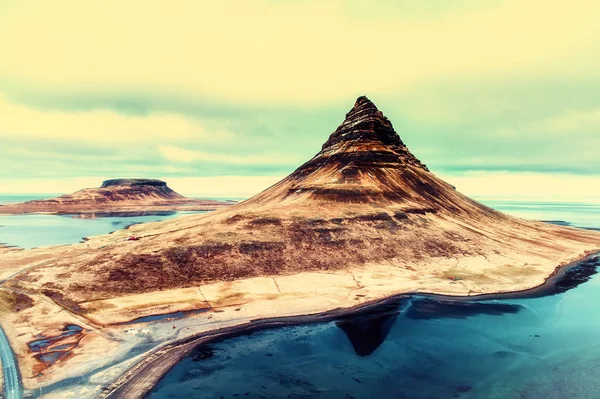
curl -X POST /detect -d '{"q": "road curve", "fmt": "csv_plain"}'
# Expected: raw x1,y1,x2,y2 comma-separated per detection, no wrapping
0,324,21,399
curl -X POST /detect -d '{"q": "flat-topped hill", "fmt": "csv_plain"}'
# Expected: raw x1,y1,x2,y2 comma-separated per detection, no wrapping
99,179,170,188
0,178,229,214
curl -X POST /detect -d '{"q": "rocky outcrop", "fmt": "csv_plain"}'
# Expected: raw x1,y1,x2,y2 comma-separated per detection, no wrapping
100,179,170,188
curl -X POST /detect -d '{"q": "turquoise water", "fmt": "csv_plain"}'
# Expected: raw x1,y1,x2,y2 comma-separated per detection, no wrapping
0,211,207,249
0,193,209,249
148,201,600,399
0,194,60,205
478,199,600,230
149,267,600,399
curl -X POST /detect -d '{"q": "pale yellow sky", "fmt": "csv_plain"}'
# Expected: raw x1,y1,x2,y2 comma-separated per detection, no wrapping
2,0,599,104
1,0,599,199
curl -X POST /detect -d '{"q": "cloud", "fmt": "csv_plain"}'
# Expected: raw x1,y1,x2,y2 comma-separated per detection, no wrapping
1,0,600,104
166,176,284,198
0,93,311,179
1,0,599,195
438,171,600,202
526,108,600,135
158,145,302,166
0,95,234,143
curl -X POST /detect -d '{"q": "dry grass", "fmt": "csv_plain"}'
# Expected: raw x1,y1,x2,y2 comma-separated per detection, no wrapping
0,289,34,314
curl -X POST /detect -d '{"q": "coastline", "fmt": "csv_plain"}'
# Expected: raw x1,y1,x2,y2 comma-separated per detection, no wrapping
99,250,600,399
0,203,228,216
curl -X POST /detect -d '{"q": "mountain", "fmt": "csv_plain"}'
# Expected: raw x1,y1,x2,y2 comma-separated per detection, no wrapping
242,95,479,211
0,178,229,214
12,96,598,305
2,96,599,396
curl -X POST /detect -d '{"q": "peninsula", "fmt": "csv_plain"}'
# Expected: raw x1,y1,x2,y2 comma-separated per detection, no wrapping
0,178,230,215
0,97,598,398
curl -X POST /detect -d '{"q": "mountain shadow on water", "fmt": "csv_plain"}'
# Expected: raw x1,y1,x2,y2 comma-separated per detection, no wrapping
336,308,400,357
190,344,215,361
405,298,523,320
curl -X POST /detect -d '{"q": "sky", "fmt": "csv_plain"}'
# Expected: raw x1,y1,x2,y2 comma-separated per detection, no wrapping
1,0,599,200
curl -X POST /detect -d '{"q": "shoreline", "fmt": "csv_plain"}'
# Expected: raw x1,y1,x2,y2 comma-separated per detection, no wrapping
99,250,600,399
0,204,227,216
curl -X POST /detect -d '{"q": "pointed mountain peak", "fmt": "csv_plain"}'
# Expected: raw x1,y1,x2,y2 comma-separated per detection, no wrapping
322,96,404,150
356,95,373,103
352,95,378,112
243,95,430,208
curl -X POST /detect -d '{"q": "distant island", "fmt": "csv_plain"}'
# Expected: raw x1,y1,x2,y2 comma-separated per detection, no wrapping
0,97,598,399
0,178,231,215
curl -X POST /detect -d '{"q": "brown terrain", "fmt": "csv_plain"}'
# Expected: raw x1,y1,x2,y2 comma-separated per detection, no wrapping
0,96,598,398
0,178,230,215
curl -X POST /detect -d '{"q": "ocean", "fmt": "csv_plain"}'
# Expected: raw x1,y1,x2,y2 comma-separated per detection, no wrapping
0,194,223,249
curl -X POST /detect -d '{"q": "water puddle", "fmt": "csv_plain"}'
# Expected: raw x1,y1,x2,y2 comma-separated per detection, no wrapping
28,324,83,352
28,324,85,370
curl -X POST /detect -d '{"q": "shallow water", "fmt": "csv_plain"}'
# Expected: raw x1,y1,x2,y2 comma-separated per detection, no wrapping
28,324,84,352
0,194,223,249
0,210,206,249
149,203,600,399
477,198,600,230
